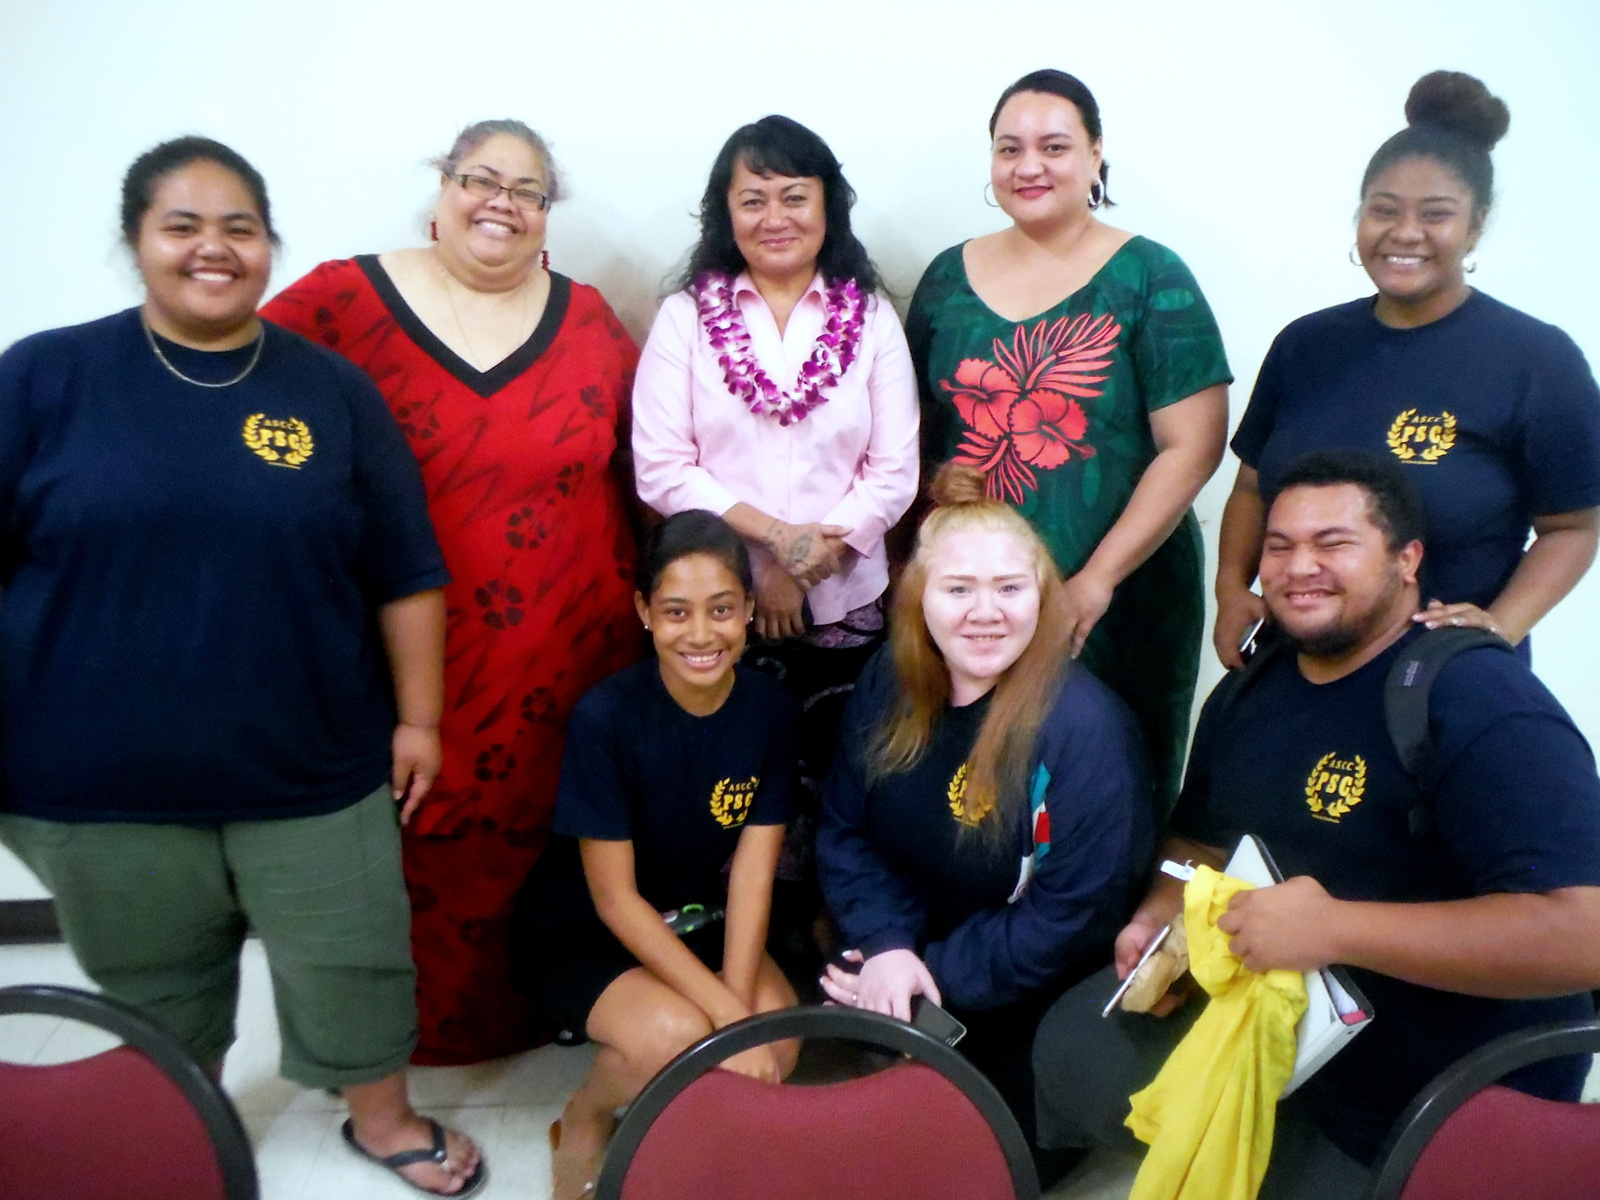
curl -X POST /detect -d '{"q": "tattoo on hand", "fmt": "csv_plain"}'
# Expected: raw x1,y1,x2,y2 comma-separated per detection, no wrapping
787,533,813,569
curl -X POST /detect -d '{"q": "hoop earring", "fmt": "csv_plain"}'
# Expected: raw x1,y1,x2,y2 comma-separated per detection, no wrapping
1463,252,1479,274
1348,243,1362,266
1088,180,1106,210
430,220,439,243
983,182,1000,208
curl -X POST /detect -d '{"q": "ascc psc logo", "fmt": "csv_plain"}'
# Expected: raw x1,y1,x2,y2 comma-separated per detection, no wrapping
243,414,315,468
709,777,759,829
1386,409,1455,464
1305,752,1367,823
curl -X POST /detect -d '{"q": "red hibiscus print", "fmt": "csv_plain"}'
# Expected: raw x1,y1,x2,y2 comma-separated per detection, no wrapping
941,313,1120,502
1012,390,1091,469
945,359,1018,439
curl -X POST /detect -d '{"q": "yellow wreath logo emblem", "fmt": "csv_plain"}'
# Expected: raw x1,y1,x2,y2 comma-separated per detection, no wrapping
709,776,758,829
1386,409,1456,465
1420,412,1456,463
1386,409,1418,461
243,414,315,468
1305,752,1367,822
947,761,992,827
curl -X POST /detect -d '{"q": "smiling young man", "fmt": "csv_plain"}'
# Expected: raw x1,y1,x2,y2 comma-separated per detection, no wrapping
1031,448,1600,1199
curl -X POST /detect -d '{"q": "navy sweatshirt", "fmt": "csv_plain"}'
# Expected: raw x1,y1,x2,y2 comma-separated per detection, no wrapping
817,650,1155,1010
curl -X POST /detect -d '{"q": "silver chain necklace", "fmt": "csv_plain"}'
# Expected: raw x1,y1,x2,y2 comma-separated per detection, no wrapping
141,314,265,388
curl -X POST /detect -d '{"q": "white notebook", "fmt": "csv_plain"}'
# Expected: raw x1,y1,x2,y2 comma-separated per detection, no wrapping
1223,834,1373,1095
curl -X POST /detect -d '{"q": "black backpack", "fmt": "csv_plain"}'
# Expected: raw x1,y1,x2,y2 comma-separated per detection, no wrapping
1208,625,1515,839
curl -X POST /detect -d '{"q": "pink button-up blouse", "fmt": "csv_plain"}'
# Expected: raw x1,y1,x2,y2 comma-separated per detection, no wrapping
632,273,920,625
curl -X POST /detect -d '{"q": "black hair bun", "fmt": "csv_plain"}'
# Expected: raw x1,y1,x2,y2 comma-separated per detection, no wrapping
1405,71,1510,150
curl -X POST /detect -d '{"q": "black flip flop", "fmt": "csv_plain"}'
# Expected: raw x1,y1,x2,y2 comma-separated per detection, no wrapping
340,1116,489,1198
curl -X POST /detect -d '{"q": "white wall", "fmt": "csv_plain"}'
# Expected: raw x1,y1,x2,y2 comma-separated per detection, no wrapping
2,0,1597,898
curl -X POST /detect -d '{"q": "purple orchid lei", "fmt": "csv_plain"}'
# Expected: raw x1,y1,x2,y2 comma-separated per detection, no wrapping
695,272,867,426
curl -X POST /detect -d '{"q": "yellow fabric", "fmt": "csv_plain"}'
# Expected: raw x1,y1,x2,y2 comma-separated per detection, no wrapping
1124,866,1308,1200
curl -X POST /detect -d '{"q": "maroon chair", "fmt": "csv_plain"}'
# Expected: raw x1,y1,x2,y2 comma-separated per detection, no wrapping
1368,1019,1600,1200
594,1005,1039,1200
0,984,258,1200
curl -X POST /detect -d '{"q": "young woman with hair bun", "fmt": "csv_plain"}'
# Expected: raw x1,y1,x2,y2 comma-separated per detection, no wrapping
816,462,1155,1187
1216,70,1600,668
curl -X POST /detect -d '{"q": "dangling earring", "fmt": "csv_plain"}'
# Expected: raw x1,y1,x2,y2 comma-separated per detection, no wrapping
1088,180,1106,210
982,182,1000,208
1348,243,1363,266
430,220,439,243
541,249,550,271
1463,252,1479,274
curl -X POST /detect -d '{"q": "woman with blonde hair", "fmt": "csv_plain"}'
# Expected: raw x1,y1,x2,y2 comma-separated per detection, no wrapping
816,463,1154,1185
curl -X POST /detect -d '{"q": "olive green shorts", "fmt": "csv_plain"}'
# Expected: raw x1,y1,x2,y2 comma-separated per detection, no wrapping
0,784,418,1088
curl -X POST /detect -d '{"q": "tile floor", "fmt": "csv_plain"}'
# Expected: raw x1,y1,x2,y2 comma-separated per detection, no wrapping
6,938,1592,1200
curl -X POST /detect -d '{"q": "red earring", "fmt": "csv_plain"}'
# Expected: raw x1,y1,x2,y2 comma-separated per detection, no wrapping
430,220,438,242
542,249,550,270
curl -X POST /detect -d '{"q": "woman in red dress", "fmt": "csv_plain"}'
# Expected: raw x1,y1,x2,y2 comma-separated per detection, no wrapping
264,119,643,1064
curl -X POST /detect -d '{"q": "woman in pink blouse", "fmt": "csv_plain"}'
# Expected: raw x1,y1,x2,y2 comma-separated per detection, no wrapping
633,115,918,956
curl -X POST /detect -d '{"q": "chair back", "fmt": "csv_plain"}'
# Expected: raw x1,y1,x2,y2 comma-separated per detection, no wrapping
596,1005,1038,1200
0,984,258,1200
1369,1018,1600,1200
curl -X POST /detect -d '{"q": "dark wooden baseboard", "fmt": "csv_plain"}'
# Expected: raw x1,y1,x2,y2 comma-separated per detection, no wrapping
0,899,60,944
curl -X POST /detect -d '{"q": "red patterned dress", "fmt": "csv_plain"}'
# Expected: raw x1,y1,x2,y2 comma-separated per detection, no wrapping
264,258,643,1063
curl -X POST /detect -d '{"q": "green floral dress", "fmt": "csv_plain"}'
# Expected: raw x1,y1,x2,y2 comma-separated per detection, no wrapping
906,236,1231,812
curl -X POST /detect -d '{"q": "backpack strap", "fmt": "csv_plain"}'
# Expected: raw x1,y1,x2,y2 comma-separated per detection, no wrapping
1384,626,1515,838
1210,628,1293,729
1180,630,1292,813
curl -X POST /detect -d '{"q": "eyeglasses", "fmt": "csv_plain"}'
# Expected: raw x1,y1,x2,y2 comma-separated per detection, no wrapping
452,173,549,211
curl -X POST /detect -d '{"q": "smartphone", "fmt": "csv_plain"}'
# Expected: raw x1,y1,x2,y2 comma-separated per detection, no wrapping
911,996,967,1047
1101,922,1173,1017
660,903,724,936
1239,615,1267,662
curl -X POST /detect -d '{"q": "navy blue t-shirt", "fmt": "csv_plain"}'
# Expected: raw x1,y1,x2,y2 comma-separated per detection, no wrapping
521,661,799,931
0,309,448,822
1170,629,1600,1163
819,651,1155,1011
1233,292,1600,608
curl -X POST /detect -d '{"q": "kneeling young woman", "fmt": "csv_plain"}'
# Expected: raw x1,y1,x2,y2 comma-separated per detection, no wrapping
817,464,1155,1186
511,511,799,1198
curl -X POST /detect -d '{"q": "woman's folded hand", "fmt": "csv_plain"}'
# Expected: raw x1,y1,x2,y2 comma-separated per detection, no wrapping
765,520,853,587
827,948,941,1022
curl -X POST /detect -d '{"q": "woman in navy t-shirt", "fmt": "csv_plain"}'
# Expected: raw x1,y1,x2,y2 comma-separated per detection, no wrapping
513,510,800,1200
0,138,482,1194
1214,71,1600,667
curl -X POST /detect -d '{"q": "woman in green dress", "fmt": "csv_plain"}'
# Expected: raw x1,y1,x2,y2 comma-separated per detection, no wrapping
907,69,1231,813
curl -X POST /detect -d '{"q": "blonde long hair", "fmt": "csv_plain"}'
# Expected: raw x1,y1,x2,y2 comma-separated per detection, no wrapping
870,463,1072,846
